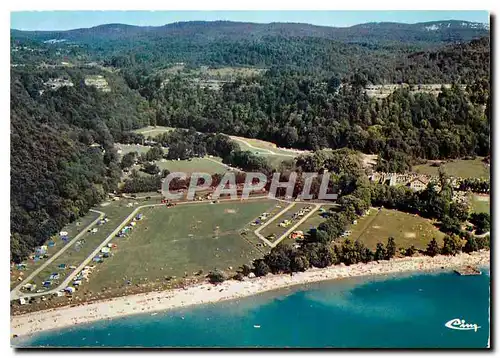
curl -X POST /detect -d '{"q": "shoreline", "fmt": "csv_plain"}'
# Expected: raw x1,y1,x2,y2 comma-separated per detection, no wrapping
11,251,489,338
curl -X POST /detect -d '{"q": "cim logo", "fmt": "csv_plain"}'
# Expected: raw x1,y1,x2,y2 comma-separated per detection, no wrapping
445,318,481,332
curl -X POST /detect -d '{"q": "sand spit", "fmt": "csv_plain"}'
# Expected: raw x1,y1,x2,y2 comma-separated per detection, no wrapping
11,251,489,338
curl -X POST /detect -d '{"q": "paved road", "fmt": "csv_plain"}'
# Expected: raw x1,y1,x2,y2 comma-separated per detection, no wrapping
270,204,321,247
10,209,105,301
254,202,296,246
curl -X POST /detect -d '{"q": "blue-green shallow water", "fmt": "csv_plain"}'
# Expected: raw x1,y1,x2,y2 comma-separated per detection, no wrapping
15,269,490,348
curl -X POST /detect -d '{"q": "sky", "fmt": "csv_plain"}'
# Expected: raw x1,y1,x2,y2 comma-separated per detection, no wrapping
10,10,489,31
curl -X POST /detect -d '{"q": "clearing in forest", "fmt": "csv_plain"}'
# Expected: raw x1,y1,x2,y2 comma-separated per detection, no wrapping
132,126,175,138
412,157,489,179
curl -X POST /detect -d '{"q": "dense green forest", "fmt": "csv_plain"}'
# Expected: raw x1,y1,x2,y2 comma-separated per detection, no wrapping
12,20,488,80
145,60,489,165
10,20,490,262
10,68,150,262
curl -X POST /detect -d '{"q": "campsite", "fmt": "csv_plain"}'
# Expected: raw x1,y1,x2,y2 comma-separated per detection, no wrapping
12,195,164,300
257,203,314,243
78,199,278,297
9,211,101,290
13,195,301,309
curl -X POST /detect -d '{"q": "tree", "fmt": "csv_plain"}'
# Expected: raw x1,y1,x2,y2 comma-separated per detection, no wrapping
317,213,349,240
463,236,479,253
386,237,397,259
338,195,369,216
141,162,160,175
441,235,463,256
426,238,440,257
253,259,270,277
362,247,374,263
339,239,359,265
440,215,462,235
161,169,170,178
327,76,341,93
374,242,387,261
207,269,226,284
303,242,336,268
145,146,164,161
469,212,490,235
121,152,137,169
313,229,331,244
353,240,373,263
449,202,469,222
264,244,294,274
290,254,310,272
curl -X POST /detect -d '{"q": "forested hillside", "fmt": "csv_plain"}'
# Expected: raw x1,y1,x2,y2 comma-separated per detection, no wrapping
391,37,490,83
12,20,488,80
11,20,488,46
10,68,150,262
10,20,490,262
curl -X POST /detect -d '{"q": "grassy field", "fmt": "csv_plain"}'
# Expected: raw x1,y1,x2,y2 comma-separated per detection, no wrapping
155,157,229,174
82,199,276,293
413,158,490,179
231,136,304,156
348,208,445,250
10,211,100,289
132,126,175,138
229,136,302,169
125,127,303,170
115,144,151,156
470,194,490,214
116,142,230,175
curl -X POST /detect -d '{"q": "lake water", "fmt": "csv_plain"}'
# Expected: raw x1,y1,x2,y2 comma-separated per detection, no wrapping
15,268,490,348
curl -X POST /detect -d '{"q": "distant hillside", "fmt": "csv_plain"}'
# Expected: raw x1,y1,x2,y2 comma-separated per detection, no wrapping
11,20,489,45
10,20,490,82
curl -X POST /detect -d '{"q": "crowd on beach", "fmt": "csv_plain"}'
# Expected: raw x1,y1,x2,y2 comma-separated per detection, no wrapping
11,250,489,338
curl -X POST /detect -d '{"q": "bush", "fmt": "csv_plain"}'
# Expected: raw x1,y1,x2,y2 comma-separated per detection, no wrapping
233,272,245,281
405,245,417,257
476,235,490,250
240,264,252,276
207,269,226,284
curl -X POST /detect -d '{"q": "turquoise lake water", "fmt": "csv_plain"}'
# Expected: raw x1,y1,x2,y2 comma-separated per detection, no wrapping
15,269,490,348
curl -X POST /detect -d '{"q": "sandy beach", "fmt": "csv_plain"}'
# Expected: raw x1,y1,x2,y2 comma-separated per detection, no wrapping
11,251,489,338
